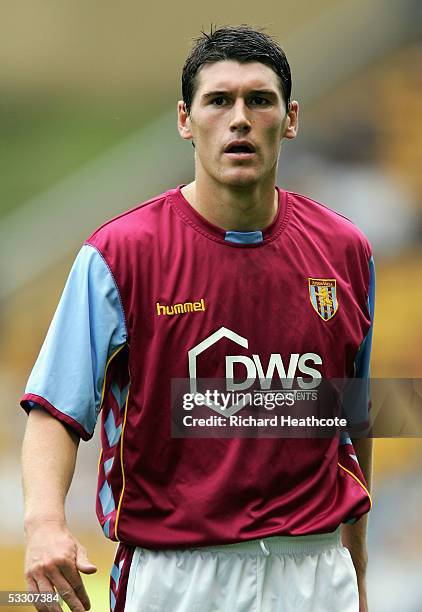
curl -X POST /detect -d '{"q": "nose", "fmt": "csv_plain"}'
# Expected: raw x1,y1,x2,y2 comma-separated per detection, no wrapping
229,99,251,132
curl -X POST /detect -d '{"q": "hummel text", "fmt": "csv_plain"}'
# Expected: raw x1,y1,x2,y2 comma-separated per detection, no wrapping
156,299,206,316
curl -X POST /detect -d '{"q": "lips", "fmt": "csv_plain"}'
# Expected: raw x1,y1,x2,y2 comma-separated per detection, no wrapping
224,140,256,154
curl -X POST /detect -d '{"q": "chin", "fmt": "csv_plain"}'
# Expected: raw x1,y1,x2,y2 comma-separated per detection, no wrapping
220,170,260,189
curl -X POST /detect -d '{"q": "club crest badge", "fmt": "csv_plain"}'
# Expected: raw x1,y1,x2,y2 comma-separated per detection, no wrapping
308,278,338,321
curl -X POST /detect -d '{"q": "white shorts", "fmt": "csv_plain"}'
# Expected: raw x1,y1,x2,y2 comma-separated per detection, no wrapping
118,529,359,612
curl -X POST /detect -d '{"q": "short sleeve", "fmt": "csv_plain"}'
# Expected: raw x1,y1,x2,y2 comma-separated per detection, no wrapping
341,255,375,436
354,255,375,379
20,244,127,440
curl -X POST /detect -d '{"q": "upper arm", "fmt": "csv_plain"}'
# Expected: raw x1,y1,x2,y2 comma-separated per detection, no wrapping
27,405,81,447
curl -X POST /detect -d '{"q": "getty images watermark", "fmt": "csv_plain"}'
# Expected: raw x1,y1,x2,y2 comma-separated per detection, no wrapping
180,389,346,429
172,379,360,438
171,378,422,438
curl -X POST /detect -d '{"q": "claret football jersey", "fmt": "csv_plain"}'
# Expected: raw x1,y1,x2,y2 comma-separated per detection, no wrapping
21,185,375,548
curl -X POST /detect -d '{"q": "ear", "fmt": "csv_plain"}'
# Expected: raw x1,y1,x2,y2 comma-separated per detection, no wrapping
283,100,299,140
177,100,193,141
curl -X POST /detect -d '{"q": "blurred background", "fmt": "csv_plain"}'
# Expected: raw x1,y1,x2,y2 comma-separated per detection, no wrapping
1,1,421,610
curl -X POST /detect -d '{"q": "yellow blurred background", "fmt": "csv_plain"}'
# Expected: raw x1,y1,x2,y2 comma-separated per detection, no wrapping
1,2,421,610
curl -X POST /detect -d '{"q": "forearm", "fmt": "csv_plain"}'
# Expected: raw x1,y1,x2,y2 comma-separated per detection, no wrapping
22,407,80,530
22,409,96,610
341,436,373,580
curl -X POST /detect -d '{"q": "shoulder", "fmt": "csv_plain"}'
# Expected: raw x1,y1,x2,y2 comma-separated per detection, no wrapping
287,190,372,260
85,187,177,252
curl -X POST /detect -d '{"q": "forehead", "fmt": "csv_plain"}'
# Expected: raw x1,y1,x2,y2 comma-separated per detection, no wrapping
194,60,282,97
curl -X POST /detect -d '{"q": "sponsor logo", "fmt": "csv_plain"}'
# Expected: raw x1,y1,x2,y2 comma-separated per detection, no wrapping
188,326,322,416
157,298,205,316
308,278,338,321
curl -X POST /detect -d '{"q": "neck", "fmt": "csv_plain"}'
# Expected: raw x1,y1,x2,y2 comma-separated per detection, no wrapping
181,171,278,232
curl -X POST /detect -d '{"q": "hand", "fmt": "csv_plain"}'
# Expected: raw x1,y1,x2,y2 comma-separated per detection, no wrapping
24,521,97,612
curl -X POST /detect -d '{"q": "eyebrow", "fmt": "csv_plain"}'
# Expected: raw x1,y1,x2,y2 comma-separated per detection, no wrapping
201,89,278,101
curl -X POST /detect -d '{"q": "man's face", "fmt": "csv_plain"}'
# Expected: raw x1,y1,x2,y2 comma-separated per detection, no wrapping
178,60,298,188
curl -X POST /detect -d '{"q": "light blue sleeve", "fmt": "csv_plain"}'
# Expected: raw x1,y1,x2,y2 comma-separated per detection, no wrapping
341,255,375,440
22,244,127,439
354,255,375,379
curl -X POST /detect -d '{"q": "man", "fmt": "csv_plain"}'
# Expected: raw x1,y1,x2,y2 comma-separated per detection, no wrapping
21,25,374,612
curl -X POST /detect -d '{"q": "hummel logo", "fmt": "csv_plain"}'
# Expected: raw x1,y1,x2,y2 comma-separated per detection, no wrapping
156,299,206,316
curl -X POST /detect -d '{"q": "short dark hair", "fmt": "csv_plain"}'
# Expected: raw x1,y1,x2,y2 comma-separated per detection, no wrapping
182,25,292,114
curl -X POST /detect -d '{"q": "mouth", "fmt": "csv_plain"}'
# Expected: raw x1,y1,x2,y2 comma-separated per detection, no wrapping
224,141,256,159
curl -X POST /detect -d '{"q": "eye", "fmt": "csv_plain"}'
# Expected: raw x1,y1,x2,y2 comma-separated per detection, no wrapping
211,96,228,106
250,96,270,106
